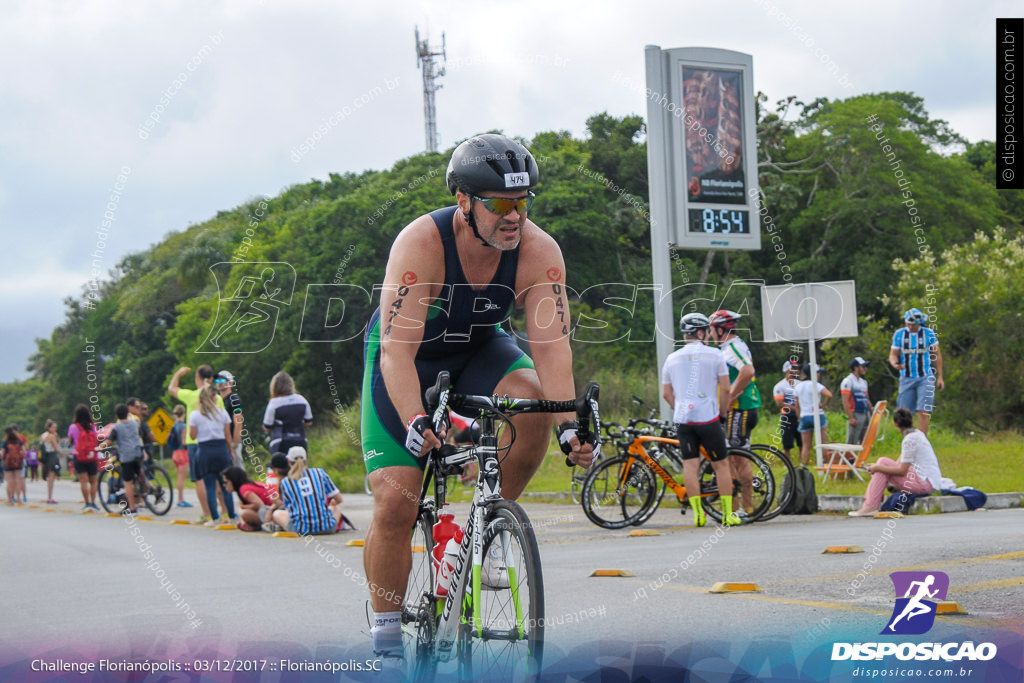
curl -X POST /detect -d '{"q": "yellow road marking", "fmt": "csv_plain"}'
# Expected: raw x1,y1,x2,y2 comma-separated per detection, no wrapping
772,551,1024,585
951,576,1024,594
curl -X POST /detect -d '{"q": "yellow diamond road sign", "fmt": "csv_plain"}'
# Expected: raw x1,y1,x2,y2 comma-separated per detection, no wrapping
147,408,174,446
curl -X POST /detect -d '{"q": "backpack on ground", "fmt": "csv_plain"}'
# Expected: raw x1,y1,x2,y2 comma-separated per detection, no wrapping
2,441,25,470
782,466,818,514
75,425,99,462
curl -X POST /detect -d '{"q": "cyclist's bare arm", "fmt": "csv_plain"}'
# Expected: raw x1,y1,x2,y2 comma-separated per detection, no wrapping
379,217,447,453
519,227,593,466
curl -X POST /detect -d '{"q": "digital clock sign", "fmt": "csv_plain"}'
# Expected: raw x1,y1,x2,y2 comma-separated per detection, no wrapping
687,208,750,234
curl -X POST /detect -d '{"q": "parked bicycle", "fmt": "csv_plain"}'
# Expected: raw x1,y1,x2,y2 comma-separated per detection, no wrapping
96,450,174,516
579,424,774,529
401,371,600,680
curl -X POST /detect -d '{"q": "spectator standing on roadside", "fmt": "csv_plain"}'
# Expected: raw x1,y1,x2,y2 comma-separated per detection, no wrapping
167,405,192,507
126,398,156,458
848,407,943,516
39,420,61,504
889,308,943,434
841,357,872,444
68,404,100,511
169,365,224,522
772,361,802,462
3,426,27,505
794,364,832,466
189,384,237,527
215,370,244,468
263,371,312,454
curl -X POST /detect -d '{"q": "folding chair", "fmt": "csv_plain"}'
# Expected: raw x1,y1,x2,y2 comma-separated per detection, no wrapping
816,400,888,481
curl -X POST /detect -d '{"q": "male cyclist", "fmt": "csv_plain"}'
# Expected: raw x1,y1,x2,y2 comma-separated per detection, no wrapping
708,310,759,518
661,313,739,526
360,134,594,655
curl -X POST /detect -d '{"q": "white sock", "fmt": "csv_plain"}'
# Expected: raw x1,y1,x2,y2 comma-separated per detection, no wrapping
371,611,402,653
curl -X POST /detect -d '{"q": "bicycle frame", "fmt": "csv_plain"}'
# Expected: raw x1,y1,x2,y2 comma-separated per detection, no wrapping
624,436,689,501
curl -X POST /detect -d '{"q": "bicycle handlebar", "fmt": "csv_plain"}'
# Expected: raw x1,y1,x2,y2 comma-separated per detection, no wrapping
424,371,601,461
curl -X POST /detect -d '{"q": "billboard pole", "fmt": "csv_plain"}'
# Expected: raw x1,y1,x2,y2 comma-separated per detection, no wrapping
645,46,676,417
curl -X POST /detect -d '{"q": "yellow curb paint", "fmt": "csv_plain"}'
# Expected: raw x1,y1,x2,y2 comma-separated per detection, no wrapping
952,576,1024,594
934,601,968,615
709,582,763,593
347,539,365,547
273,531,299,538
628,530,661,536
823,546,864,554
589,570,635,577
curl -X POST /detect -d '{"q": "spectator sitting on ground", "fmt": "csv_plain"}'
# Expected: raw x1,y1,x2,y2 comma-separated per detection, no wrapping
848,407,943,517
221,466,275,531
270,446,343,535
261,452,290,532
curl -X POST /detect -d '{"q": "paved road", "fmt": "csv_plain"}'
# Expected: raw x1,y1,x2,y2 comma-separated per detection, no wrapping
1,477,1022,680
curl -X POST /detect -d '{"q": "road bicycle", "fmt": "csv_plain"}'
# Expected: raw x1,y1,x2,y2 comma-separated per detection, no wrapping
748,443,796,521
400,371,600,680
580,426,774,529
97,451,174,515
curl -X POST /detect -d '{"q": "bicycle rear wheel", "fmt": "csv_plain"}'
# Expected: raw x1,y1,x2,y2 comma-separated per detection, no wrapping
580,456,658,529
142,464,174,515
458,500,543,682
698,449,774,523
750,444,795,521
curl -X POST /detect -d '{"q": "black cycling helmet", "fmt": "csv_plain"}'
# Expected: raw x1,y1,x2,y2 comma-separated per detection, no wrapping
709,309,741,330
680,312,711,334
447,134,538,196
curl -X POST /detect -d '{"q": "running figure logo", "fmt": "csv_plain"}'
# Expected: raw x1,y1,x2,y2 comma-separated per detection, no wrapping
882,571,950,635
197,262,296,353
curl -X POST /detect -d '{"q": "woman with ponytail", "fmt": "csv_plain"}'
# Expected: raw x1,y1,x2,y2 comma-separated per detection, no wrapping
189,384,237,526
270,446,344,535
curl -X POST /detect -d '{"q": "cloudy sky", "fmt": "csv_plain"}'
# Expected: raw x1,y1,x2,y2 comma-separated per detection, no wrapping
0,0,1013,382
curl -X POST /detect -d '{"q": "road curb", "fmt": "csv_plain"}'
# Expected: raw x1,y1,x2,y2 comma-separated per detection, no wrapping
817,492,1024,514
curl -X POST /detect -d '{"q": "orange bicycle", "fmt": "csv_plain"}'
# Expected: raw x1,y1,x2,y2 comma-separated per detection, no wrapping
579,423,774,529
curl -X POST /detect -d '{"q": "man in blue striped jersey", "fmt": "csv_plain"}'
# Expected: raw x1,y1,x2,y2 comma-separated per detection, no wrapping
888,308,944,434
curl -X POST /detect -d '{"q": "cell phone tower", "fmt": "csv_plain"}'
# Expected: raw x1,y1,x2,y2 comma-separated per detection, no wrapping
415,26,446,153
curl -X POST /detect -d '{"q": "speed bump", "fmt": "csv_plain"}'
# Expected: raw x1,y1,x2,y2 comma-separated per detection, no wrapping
61,510,74,514
346,539,366,547
935,601,967,615
709,582,763,593
823,546,864,554
43,509,57,513
170,520,191,525
216,524,237,530
629,530,660,536
104,512,119,517
874,511,904,519
273,531,299,538
589,569,635,577
136,516,154,521
28,505,39,509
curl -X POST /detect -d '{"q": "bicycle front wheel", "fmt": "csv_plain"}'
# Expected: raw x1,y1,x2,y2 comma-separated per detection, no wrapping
750,444,795,521
580,456,658,529
142,464,174,515
97,467,123,514
698,449,774,523
402,508,437,677
458,499,543,682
